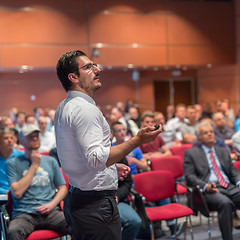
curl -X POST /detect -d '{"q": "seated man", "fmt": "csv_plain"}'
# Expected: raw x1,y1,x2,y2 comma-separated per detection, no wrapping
153,111,181,148
0,127,23,195
184,121,240,240
213,111,235,148
6,124,69,240
38,116,56,152
140,114,172,159
111,121,150,174
110,106,139,138
180,105,199,144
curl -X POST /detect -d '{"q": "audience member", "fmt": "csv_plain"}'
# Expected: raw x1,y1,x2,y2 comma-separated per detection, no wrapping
201,101,213,119
9,107,18,124
117,156,142,240
180,105,199,144
153,111,181,148
47,109,56,132
33,106,45,121
0,116,15,129
111,122,150,174
6,124,69,239
194,104,203,121
0,117,19,148
14,111,26,132
232,130,240,160
218,99,235,129
213,111,235,148
25,114,36,125
165,103,187,141
140,114,172,159
184,121,240,240
124,99,134,114
165,105,175,122
128,106,141,129
110,106,139,137
0,128,23,195
234,110,240,132
38,116,56,153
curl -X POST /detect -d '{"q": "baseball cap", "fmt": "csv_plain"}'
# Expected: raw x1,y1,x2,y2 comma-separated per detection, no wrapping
19,124,40,139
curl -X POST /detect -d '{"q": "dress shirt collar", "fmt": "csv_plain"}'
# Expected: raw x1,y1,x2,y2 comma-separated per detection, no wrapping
68,90,96,106
201,144,215,155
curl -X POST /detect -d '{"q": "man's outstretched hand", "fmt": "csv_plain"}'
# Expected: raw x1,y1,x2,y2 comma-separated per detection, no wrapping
136,124,162,145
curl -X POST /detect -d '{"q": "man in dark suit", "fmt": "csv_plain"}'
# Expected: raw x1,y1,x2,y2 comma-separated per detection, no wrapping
184,121,240,240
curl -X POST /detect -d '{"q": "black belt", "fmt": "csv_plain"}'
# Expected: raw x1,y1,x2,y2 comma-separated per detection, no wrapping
69,185,117,197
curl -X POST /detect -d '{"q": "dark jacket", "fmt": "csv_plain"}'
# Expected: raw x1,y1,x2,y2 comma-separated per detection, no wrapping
183,145,240,189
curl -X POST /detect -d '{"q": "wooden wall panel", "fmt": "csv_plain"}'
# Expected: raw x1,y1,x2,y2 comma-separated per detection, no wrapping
0,0,235,67
0,10,88,44
95,47,167,66
88,0,166,14
89,14,167,45
0,46,89,67
198,65,237,112
0,0,86,10
168,46,235,65
167,15,235,46
165,1,233,16
237,15,240,45
0,71,65,116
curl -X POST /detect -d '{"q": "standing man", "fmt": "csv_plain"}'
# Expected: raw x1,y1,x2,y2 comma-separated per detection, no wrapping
54,50,161,240
184,122,240,240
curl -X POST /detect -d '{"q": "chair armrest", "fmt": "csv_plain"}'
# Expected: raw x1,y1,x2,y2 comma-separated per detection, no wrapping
187,185,210,217
0,204,10,240
129,188,149,229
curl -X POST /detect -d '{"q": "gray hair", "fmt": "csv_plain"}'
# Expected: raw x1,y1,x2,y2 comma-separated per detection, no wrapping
196,121,213,139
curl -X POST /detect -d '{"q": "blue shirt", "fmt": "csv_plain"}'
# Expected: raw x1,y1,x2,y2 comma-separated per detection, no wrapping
0,149,23,194
202,145,230,188
112,143,143,175
127,147,143,175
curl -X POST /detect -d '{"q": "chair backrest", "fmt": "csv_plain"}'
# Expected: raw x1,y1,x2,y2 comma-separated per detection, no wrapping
134,171,175,202
233,161,240,172
170,144,193,160
151,155,183,179
40,152,50,156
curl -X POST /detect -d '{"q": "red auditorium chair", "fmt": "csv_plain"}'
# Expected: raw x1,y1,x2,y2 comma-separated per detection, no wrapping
134,171,194,240
170,144,193,161
151,156,187,198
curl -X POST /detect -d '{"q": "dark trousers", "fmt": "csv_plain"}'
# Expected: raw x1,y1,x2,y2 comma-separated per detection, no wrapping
64,188,121,240
204,183,240,240
7,208,69,240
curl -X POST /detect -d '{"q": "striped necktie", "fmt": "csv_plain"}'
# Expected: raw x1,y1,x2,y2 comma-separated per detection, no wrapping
209,149,228,188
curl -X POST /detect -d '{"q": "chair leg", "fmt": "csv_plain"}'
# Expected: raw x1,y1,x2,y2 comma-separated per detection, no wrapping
188,216,194,240
207,217,212,239
150,221,155,240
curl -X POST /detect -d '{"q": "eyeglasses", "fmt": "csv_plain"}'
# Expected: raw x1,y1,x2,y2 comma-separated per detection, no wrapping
78,63,99,72
201,130,214,135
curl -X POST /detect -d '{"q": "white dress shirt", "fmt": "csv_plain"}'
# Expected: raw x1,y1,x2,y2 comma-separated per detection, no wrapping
54,91,118,191
38,131,56,152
